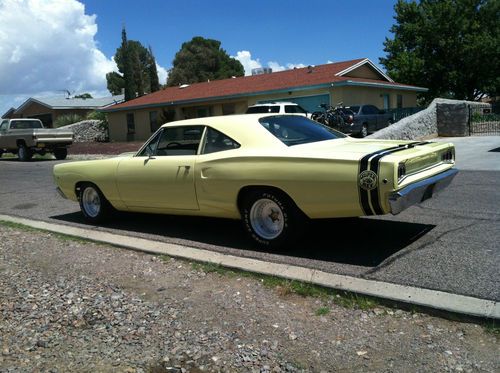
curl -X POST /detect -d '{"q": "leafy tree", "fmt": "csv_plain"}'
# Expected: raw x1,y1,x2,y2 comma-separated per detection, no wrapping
73,93,93,99
167,36,244,87
106,27,161,99
380,0,500,102
106,71,125,95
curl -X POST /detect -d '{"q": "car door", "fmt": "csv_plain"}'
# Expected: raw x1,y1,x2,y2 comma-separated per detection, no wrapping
115,125,204,210
361,106,376,132
0,120,8,148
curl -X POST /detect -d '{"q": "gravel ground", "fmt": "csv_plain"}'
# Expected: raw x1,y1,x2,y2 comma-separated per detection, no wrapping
0,225,498,373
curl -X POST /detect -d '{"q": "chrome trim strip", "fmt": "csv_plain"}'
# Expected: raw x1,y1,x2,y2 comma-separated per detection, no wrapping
389,169,459,215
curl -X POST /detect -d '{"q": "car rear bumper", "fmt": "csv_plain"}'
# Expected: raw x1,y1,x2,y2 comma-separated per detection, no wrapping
388,168,459,215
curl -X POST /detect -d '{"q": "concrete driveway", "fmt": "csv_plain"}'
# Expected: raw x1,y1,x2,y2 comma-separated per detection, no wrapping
435,135,500,171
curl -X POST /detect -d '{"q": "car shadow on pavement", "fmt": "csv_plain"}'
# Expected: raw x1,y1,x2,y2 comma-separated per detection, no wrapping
50,211,435,268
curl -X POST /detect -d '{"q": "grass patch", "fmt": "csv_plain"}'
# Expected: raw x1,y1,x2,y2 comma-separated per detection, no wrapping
0,220,112,247
158,255,171,263
483,321,499,335
191,261,233,276
315,306,330,316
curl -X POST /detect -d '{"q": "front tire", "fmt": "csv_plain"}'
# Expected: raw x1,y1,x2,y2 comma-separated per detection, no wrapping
54,148,68,160
18,144,32,162
78,183,112,223
240,189,304,248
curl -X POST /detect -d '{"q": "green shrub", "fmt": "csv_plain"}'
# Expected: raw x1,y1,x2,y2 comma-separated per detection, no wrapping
53,114,84,127
86,111,109,132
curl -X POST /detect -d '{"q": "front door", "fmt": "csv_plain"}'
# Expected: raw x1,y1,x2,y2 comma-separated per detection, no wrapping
116,125,204,210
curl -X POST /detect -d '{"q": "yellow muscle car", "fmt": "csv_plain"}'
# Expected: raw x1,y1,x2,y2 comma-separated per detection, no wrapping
53,114,458,247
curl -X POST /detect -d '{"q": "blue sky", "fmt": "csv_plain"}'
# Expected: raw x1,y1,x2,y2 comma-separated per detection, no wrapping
0,0,399,116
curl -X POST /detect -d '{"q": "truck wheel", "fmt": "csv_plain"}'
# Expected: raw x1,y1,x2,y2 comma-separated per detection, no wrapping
18,144,32,162
54,148,68,160
240,188,305,248
79,183,113,223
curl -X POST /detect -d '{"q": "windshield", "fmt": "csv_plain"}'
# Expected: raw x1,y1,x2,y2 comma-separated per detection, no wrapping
9,120,43,129
246,106,280,114
259,115,346,146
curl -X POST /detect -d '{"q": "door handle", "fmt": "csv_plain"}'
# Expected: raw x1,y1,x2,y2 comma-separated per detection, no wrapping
181,165,191,170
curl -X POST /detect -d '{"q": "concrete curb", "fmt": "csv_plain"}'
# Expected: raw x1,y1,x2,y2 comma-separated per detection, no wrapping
1,214,498,320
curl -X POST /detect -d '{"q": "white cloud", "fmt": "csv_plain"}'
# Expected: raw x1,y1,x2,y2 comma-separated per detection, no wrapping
233,51,262,75
233,50,305,76
156,64,169,86
0,0,117,96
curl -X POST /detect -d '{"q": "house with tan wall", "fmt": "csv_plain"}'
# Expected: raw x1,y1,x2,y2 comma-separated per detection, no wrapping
4,95,124,128
102,58,427,142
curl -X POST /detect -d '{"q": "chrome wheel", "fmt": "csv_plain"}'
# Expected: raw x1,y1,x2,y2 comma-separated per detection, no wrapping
82,187,101,218
249,198,284,240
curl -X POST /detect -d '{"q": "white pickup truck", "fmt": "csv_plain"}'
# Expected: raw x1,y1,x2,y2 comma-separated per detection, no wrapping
0,118,73,161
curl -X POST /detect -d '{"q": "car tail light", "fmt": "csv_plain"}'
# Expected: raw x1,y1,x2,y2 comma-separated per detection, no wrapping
441,149,454,162
347,115,353,124
397,162,406,179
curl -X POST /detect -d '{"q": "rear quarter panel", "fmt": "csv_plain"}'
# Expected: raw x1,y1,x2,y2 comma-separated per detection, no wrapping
195,152,363,219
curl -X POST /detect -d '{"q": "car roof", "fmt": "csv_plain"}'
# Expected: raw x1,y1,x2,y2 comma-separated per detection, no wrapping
248,102,299,106
160,114,289,149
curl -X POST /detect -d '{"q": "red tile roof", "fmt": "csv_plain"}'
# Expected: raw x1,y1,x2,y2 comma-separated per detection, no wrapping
105,58,424,112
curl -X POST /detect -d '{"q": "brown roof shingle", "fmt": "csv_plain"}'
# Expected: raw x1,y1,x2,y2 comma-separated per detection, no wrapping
105,58,423,111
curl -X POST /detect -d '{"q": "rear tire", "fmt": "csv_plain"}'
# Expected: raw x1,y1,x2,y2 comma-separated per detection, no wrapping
54,148,68,160
78,183,113,223
18,144,32,162
240,188,304,248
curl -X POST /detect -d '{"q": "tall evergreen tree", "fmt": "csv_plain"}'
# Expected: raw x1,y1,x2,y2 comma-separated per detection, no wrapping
148,46,160,92
121,27,136,101
106,27,161,98
167,37,244,87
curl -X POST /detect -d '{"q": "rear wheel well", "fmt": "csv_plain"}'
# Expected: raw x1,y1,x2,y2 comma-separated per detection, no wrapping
237,185,304,216
16,139,27,148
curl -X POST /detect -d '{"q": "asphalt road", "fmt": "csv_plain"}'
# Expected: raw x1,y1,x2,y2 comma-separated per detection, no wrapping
0,137,499,302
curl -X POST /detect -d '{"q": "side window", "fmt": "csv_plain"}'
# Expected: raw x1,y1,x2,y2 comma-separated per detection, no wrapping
137,129,163,157
126,113,135,134
202,127,240,154
155,125,204,156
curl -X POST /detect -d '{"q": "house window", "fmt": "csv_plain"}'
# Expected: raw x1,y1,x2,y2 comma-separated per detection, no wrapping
149,111,159,133
397,95,403,109
382,94,390,109
126,113,135,134
222,103,235,115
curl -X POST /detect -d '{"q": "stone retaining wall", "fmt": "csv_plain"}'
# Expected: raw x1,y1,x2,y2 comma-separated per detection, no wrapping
60,120,108,142
368,98,489,140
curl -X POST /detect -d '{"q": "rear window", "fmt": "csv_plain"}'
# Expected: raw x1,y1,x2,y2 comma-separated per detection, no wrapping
348,106,360,114
246,106,280,114
9,120,43,129
259,116,346,146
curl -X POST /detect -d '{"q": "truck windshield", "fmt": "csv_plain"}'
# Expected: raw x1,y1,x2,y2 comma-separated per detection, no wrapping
259,115,346,146
10,120,43,129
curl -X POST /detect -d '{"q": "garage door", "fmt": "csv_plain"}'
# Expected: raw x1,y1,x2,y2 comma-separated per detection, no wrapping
258,94,330,114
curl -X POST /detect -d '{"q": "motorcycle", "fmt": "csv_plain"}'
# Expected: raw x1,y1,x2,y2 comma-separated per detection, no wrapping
311,103,354,128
